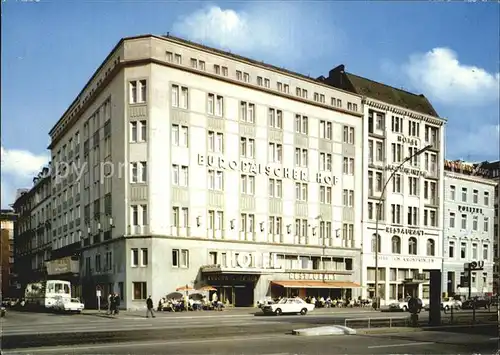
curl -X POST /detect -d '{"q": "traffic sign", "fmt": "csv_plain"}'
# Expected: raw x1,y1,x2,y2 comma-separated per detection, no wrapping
96,290,102,297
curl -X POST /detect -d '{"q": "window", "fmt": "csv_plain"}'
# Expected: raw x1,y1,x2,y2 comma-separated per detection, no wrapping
208,131,224,153
257,76,263,86
343,126,355,144
461,187,467,202
208,170,224,191
391,143,403,163
130,162,147,183
472,215,478,230
129,80,147,104
207,93,224,117
243,72,250,83
174,54,182,64
343,189,354,207
141,248,148,266
240,213,255,232
391,116,403,133
241,174,255,195
343,157,355,175
426,239,435,256
190,58,197,68
131,248,139,267
295,115,308,134
172,207,189,228
269,109,283,129
295,219,308,237
268,216,283,235
214,64,220,74
367,202,375,220
460,242,466,259
319,120,332,140
450,185,456,200
295,183,308,201
391,204,402,224
424,124,439,147
294,148,308,167
208,210,224,231
368,170,383,194
319,221,332,239
484,217,489,232
408,177,419,196
472,243,478,259
371,234,381,253
392,236,401,254
319,185,332,204
172,165,189,187
408,120,420,137
393,174,402,193
130,121,147,143
449,212,455,228
240,101,255,123
236,70,242,80
483,244,489,260
319,153,332,171
171,85,188,109
268,143,282,163
407,206,419,226
484,191,490,206
166,51,173,62
263,78,270,87
461,214,467,229
130,205,148,226
449,241,455,258
222,66,228,76
172,249,189,268
171,124,189,147
375,112,385,130
132,282,147,300
375,141,384,162
269,179,283,198
240,137,255,158
408,147,419,166
408,237,417,255
473,189,479,204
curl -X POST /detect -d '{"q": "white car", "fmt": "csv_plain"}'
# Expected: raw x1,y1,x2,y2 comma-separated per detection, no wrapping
389,297,428,312
55,297,85,313
262,297,315,315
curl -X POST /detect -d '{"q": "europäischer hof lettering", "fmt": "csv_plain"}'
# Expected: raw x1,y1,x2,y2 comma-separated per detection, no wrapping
198,154,338,185
386,226,424,236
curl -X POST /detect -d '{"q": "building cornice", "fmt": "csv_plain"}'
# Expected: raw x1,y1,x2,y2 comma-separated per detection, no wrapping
364,97,446,126
445,171,498,187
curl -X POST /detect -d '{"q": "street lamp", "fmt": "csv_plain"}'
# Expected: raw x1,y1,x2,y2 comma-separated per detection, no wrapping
374,144,432,309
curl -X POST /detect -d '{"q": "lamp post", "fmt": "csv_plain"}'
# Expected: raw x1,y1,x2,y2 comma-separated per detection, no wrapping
374,144,432,310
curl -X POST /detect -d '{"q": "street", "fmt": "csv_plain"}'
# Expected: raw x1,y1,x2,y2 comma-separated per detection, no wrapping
4,325,499,355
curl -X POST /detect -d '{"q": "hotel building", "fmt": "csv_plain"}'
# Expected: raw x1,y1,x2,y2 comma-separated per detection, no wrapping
321,65,446,305
442,160,496,296
47,35,365,309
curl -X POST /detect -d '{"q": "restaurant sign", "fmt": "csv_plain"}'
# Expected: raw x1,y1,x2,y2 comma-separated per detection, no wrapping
288,273,336,281
385,226,424,236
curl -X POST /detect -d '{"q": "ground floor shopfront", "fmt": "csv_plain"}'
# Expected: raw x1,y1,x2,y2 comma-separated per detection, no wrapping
442,261,494,296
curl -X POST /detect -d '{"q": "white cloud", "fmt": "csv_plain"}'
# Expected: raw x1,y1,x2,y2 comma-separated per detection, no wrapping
1,145,49,178
172,4,339,63
403,47,500,106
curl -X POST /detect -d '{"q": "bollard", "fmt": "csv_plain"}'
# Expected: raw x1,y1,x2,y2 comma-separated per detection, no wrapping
472,300,476,324
410,313,419,327
450,305,454,325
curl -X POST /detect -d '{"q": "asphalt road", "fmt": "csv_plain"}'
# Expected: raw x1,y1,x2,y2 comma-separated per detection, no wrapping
4,325,499,355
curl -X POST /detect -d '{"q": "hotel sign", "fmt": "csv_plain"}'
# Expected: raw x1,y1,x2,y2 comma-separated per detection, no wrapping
385,226,424,236
198,154,338,185
397,135,419,147
458,206,483,214
212,251,284,270
288,273,336,281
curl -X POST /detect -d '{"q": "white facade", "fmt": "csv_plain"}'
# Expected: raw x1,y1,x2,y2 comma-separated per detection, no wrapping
442,164,496,296
360,98,446,305
48,35,365,309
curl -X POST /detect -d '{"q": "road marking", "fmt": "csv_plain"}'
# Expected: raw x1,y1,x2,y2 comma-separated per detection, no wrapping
490,337,499,340
4,334,293,354
368,342,434,349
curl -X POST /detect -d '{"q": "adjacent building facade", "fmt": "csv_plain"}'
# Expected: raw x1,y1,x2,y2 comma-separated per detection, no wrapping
321,65,446,305
442,160,496,295
46,35,365,308
1,209,17,297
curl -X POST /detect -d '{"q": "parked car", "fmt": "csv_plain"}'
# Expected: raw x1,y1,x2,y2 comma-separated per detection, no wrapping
461,298,490,310
262,297,315,316
54,297,85,313
389,297,427,312
257,297,275,309
441,298,462,311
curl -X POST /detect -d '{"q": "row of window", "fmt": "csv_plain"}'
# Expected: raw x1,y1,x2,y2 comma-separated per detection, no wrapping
368,171,439,200
366,203,439,228
371,235,437,256
164,52,359,112
368,140,438,169
449,185,491,206
448,241,489,260
449,212,491,232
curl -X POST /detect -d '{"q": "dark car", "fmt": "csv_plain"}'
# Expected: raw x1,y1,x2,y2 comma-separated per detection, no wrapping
461,298,491,309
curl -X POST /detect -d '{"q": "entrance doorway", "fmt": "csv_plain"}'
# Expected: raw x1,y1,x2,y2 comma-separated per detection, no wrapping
205,274,258,307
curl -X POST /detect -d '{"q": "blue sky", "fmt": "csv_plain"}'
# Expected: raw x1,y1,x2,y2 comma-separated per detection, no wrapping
1,1,499,207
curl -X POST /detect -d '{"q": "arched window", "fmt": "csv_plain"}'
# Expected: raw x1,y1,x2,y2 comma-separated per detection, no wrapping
392,236,401,254
426,239,435,256
371,234,381,253
408,237,418,255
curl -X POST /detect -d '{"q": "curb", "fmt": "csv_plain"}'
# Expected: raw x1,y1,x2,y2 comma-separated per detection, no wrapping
292,325,357,336
357,327,422,335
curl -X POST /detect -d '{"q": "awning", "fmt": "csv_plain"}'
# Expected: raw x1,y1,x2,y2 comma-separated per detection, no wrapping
272,280,361,289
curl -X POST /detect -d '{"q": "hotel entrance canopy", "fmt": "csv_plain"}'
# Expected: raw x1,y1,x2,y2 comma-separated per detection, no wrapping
272,280,361,289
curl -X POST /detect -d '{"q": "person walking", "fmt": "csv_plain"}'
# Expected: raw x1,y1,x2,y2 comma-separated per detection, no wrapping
113,293,120,315
146,295,155,318
107,293,112,315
